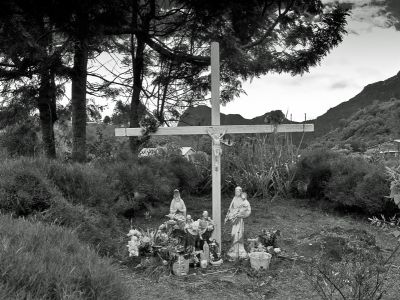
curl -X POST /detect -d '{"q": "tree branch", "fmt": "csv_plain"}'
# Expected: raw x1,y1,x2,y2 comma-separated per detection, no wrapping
144,37,210,66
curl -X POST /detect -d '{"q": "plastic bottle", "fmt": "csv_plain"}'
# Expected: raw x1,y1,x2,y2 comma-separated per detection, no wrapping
203,241,210,263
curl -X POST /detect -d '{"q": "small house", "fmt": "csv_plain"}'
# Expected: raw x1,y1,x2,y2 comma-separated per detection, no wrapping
180,147,196,161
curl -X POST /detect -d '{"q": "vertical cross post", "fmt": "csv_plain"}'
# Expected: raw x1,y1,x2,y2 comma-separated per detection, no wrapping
211,42,221,246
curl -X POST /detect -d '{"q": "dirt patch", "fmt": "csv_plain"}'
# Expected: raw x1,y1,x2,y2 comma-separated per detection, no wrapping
128,197,400,299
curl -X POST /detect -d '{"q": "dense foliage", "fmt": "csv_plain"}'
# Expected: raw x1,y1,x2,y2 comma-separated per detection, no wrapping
294,149,398,215
0,215,130,299
0,0,349,159
313,99,400,150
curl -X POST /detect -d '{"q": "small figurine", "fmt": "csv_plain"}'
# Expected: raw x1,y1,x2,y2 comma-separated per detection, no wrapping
225,187,251,260
186,214,193,224
169,189,187,218
198,211,215,241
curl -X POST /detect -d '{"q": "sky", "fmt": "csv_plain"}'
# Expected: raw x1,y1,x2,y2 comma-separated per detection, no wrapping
220,0,400,121
97,0,400,122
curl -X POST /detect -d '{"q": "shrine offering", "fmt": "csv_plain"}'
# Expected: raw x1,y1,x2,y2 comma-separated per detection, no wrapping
127,189,222,275
249,252,272,270
172,255,190,276
247,228,282,270
225,187,251,260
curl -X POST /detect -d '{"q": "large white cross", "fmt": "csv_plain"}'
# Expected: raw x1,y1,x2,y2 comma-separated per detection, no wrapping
115,42,314,247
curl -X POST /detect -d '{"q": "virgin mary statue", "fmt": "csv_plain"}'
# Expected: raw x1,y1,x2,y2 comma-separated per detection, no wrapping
224,187,251,260
169,189,187,218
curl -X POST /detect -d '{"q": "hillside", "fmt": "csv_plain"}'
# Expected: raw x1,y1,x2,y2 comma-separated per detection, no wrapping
178,71,400,149
310,71,400,140
313,98,400,149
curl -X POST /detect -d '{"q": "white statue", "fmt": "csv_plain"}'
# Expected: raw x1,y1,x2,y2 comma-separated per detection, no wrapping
169,189,187,218
224,187,251,260
207,129,226,170
208,129,227,155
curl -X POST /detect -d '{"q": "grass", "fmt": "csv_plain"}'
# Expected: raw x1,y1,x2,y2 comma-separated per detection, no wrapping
0,214,132,300
129,196,400,300
1,156,399,299
0,157,130,259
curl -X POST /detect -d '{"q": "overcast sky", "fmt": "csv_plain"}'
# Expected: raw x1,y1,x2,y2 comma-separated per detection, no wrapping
221,0,400,121
97,0,400,122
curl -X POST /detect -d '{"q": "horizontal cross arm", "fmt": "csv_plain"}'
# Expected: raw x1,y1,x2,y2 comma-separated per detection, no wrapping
115,124,314,137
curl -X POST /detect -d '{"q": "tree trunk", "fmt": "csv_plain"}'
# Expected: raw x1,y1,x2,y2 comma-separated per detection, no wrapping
38,69,57,158
129,34,145,153
71,37,88,162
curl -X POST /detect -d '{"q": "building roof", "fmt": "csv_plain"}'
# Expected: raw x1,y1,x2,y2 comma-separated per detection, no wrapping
180,147,195,156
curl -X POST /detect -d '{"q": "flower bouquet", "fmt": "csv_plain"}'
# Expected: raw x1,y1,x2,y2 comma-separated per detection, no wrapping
127,212,221,275
248,229,282,256
127,228,156,257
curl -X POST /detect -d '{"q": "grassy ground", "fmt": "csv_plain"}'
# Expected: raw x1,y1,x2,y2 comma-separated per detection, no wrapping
128,196,400,300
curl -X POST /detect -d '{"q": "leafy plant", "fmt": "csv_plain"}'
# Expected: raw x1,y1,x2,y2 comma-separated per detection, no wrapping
222,129,302,199
0,214,131,299
294,149,395,215
387,165,400,208
305,238,399,300
369,215,400,241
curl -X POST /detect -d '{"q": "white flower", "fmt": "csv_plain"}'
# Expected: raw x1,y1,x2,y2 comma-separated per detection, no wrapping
127,229,141,237
142,237,151,244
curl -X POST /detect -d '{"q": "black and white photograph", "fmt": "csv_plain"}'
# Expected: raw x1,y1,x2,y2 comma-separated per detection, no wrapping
0,0,400,299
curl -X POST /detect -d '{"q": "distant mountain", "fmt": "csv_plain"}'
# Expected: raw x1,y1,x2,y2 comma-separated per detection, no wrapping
178,72,400,132
177,71,400,149
178,105,292,127
309,71,400,140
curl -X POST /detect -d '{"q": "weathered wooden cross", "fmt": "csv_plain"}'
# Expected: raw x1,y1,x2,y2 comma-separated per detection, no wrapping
115,42,314,246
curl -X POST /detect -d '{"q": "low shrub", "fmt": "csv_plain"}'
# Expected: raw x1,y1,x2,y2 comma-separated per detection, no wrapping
0,159,56,216
46,160,118,210
0,215,130,300
0,158,128,258
305,232,394,300
38,198,127,258
325,157,391,214
294,149,395,215
294,149,339,199
164,155,200,192
0,121,40,157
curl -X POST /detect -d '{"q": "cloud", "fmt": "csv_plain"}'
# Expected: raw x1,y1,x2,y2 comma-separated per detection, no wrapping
322,0,397,33
330,81,349,89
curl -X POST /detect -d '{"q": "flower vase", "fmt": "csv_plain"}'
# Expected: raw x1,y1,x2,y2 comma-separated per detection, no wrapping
172,255,189,276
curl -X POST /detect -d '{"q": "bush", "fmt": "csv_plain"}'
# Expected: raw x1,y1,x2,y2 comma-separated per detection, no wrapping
164,155,200,192
46,160,118,210
294,149,395,215
354,166,393,214
0,157,128,258
294,149,339,199
105,159,177,209
0,155,203,257
325,156,370,209
0,121,40,157
326,157,391,214
0,215,130,299
38,198,127,258
0,159,56,216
